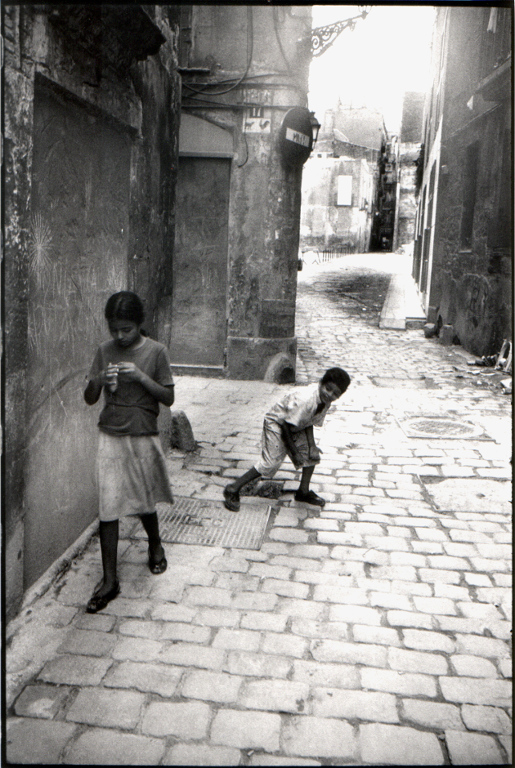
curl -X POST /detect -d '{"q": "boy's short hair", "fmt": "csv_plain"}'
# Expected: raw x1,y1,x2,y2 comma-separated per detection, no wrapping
321,367,351,393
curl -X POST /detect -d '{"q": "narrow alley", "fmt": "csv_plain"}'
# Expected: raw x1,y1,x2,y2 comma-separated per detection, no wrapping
6,255,512,766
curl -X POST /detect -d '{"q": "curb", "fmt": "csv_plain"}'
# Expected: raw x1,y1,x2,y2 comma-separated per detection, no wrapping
7,519,99,628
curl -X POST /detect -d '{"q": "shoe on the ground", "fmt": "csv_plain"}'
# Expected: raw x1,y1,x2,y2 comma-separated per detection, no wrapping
294,490,326,507
86,581,120,613
223,485,240,512
148,549,168,574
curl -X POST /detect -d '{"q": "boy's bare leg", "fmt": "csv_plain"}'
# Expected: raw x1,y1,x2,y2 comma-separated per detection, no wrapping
224,467,261,511
226,467,261,494
295,465,325,506
298,464,315,494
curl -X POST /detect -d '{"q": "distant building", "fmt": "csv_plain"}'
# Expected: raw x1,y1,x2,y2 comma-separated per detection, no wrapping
329,103,384,151
300,104,380,253
413,6,512,355
400,91,425,143
394,92,425,250
370,133,398,252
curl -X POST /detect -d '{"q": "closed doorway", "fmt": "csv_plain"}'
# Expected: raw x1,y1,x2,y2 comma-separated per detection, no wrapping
171,156,230,367
26,78,131,587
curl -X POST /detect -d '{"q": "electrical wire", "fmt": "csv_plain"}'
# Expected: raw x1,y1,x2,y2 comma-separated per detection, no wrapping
237,131,249,168
183,6,254,97
181,101,296,111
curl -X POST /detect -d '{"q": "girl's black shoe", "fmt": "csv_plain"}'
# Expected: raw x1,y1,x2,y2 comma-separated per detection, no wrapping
86,581,120,613
148,550,168,574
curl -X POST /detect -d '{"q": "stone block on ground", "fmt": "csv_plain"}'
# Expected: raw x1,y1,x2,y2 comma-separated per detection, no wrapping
439,324,455,345
168,410,197,451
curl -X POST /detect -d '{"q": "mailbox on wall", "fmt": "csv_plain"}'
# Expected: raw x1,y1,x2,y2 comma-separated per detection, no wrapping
278,107,317,168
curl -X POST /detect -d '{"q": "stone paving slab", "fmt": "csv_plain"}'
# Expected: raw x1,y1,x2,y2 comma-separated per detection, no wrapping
5,255,511,765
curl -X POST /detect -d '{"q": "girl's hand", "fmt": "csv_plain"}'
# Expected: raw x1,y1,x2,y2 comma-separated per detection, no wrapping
117,361,143,383
104,363,119,392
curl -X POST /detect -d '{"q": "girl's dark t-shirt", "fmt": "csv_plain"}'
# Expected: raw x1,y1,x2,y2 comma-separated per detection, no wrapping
88,337,174,436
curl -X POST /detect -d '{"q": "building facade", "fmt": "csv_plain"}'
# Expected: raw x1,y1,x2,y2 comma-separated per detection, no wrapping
394,92,425,251
3,4,181,619
300,105,380,253
370,133,398,252
173,5,313,381
413,6,512,355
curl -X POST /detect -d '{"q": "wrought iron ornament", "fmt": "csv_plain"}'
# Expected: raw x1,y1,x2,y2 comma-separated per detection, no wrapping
311,7,370,57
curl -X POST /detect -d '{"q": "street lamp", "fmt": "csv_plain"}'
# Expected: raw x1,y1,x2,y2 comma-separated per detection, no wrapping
309,112,321,149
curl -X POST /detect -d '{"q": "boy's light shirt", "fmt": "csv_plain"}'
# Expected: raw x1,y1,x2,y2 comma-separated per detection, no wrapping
265,384,330,432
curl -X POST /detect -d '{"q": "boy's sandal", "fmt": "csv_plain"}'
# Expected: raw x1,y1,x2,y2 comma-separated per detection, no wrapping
148,549,168,574
294,490,326,507
86,581,120,613
223,486,240,512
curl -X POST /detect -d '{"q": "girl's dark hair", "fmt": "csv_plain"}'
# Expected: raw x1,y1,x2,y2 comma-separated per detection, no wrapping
105,291,145,326
321,367,351,393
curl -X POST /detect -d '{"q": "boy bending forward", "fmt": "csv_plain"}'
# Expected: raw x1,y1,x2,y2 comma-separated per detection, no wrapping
223,367,350,511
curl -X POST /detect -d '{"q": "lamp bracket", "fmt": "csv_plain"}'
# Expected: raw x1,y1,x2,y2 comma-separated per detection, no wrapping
311,8,370,57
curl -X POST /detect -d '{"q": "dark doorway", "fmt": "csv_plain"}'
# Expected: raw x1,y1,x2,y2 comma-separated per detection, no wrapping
171,157,230,367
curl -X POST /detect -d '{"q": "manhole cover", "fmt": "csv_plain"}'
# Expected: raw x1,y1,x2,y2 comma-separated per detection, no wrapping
421,478,511,513
147,497,272,549
399,416,486,439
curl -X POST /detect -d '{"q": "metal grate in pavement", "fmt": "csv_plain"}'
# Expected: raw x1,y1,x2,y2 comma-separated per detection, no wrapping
149,497,272,549
398,415,488,440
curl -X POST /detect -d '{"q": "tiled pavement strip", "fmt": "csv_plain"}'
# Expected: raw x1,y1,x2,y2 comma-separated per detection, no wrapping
6,254,512,765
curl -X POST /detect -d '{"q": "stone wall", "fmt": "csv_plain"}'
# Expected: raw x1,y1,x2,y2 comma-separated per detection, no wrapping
178,5,312,381
3,5,180,618
397,143,420,247
427,7,512,355
301,153,375,253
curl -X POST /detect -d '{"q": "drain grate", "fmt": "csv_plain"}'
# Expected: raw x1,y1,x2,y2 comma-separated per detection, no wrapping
147,497,272,549
398,416,486,440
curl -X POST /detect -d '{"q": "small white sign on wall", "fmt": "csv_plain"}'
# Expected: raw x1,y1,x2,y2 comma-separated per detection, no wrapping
337,175,353,206
243,89,271,133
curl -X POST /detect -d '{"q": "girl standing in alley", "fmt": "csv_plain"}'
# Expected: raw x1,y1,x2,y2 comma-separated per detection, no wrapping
84,291,175,612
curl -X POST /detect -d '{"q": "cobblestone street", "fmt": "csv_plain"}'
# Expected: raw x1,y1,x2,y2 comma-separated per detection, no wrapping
6,255,512,765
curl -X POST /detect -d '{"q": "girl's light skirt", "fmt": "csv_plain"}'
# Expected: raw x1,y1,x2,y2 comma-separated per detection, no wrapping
97,432,173,521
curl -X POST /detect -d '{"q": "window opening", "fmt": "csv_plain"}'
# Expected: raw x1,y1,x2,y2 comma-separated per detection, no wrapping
460,142,480,249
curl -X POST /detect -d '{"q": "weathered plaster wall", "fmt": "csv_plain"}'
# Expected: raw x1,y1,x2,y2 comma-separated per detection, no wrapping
130,23,181,336
3,5,179,619
397,143,420,246
300,155,374,252
184,6,312,380
428,8,512,355
226,103,305,380
4,6,34,617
